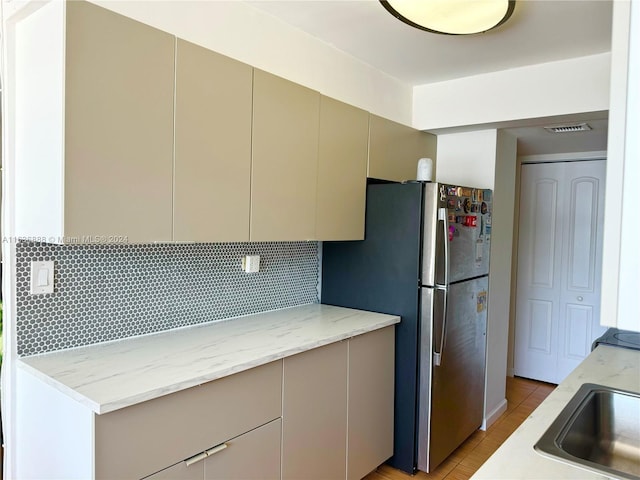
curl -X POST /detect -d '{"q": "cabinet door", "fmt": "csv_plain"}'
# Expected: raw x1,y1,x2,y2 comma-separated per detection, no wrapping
316,96,368,241
282,341,348,480
174,39,253,242
64,1,174,242
251,70,320,241
204,419,281,480
347,327,395,480
368,114,437,182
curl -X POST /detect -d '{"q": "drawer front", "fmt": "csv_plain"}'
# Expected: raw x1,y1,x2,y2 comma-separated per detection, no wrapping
204,418,281,480
142,459,203,480
141,419,281,480
96,360,282,479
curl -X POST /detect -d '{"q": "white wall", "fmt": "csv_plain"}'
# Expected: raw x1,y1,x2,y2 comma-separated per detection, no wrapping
413,53,611,130
602,0,640,332
88,0,413,126
436,129,518,427
435,130,497,188
484,131,517,427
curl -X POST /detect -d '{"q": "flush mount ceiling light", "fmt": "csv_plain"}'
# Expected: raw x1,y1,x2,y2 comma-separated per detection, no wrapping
380,0,516,35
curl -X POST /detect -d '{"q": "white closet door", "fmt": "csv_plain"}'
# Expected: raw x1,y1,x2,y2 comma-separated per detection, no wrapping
514,160,606,384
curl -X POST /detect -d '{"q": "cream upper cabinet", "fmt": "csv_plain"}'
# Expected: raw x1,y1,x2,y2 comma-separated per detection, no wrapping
368,114,437,182
15,1,175,243
250,70,320,241
174,39,253,242
316,96,369,241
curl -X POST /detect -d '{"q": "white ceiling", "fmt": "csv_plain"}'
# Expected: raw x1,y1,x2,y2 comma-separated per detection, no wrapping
246,0,613,156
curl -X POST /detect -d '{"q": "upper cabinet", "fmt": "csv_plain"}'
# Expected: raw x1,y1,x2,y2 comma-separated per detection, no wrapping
14,1,435,244
174,39,253,242
368,114,437,182
250,70,320,241
316,96,369,241
15,1,175,243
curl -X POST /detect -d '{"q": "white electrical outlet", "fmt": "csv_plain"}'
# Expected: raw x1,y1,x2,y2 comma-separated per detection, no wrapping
242,255,261,273
30,260,55,294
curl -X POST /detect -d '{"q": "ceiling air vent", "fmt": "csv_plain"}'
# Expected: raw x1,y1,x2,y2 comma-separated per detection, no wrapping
544,123,592,133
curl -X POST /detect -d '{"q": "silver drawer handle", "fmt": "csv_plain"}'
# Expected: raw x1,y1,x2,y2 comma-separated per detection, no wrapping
184,452,207,467
184,443,228,466
206,444,228,456
577,296,584,302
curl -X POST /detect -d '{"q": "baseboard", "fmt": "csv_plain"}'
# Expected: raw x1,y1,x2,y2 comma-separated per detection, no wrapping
507,367,515,377
481,398,508,431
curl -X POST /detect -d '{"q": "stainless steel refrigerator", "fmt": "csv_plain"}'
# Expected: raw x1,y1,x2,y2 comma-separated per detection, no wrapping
322,181,491,474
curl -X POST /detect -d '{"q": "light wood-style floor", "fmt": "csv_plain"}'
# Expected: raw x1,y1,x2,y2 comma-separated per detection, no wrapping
364,376,556,480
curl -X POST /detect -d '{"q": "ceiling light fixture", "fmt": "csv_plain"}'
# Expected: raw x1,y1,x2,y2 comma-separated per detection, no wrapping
380,0,516,35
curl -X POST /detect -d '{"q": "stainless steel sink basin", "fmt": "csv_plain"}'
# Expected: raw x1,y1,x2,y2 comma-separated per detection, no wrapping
535,383,640,480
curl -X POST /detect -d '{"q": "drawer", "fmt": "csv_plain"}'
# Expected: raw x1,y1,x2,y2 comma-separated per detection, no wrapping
143,419,281,480
204,418,281,479
96,360,283,479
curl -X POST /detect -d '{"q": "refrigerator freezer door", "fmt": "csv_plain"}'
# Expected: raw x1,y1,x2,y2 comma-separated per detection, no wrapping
417,276,488,473
442,185,492,283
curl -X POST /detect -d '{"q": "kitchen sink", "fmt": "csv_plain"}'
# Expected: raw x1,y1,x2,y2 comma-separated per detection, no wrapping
535,383,640,480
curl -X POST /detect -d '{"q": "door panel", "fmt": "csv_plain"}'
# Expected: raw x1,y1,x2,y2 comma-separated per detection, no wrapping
530,179,559,288
527,300,553,353
515,164,562,382
515,160,607,384
564,304,592,359
567,177,599,290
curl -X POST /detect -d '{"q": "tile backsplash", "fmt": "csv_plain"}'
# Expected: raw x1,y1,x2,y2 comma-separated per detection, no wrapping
16,241,319,356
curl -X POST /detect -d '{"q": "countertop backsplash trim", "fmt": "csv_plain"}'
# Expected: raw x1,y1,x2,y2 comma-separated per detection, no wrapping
16,241,319,356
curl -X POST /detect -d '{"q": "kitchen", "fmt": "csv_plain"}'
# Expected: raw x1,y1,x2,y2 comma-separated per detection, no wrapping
1,0,638,479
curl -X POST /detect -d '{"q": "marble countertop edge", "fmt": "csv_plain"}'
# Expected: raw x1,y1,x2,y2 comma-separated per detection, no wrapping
17,305,400,414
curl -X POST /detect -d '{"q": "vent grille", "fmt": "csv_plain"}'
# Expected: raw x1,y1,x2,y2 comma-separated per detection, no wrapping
544,123,592,133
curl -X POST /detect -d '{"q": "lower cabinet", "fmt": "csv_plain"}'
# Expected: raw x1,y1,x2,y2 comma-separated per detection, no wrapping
145,419,282,480
282,326,395,480
347,327,395,480
282,341,348,480
17,326,395,480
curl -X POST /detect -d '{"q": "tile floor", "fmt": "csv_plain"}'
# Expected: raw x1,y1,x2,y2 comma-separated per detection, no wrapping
363,376,556,480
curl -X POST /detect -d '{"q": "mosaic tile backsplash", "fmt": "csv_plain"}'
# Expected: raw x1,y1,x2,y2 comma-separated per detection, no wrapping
16,241,319,356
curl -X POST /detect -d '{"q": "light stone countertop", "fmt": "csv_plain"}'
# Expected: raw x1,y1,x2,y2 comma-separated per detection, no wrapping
472,344,640,479
17,304,399,414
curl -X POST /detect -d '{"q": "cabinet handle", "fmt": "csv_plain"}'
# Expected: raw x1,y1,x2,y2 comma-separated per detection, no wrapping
206,443,228,456
183,443,229,467
184,452,208,467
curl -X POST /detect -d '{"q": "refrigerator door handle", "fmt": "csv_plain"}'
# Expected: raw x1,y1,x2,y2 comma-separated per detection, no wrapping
433,285,448,367
434,207,450,367
438,207,450,286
